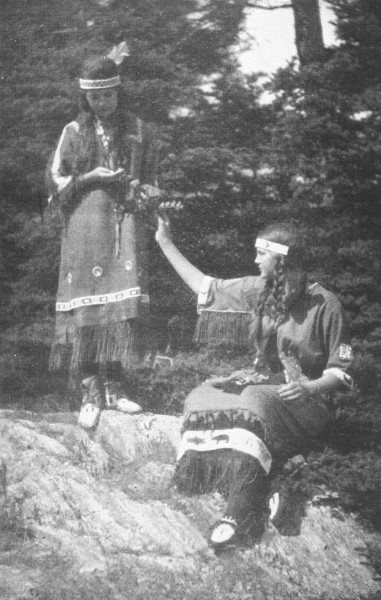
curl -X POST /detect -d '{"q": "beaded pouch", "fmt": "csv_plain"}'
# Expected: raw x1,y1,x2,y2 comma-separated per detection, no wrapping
278,351,308,383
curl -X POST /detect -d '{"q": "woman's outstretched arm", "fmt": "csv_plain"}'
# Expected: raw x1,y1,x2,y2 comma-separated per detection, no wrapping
155,216,205,294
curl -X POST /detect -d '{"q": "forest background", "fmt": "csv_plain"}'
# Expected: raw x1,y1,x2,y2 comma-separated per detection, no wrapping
0,0,380,555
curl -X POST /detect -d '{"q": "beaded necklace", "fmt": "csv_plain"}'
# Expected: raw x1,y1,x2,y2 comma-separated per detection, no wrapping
95,118,117,170
95,118,127,257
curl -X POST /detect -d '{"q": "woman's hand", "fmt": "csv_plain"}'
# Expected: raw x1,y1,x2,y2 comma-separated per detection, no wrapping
155,215,172,246
155,215,205,293
278,380,312,402
278,372,343,401
85,167,127,184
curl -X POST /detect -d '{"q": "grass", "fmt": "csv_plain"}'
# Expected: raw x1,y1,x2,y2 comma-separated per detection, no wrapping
0,505,35,552
1,543,380,600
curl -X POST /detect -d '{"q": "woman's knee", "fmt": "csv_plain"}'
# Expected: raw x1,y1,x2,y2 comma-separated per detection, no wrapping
240,386,278,419
183,383,222,413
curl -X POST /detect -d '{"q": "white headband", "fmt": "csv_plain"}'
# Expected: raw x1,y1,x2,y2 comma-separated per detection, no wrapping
79,76,121,90
255,237,289,256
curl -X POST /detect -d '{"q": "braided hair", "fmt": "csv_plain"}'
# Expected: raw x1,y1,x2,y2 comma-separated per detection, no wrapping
250,222,307,362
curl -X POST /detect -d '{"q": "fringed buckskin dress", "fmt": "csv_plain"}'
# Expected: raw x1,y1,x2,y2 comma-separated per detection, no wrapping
48,113,158,375
175,274,353,527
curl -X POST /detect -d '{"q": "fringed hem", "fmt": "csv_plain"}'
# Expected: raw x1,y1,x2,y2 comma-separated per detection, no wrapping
49,342,72,373
49,319,148,374
183,409,271,446
71,320,146,374
173,449,261,496
193,310,251,347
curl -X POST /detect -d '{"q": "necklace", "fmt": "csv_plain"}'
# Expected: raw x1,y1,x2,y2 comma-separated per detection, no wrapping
95,118,117,170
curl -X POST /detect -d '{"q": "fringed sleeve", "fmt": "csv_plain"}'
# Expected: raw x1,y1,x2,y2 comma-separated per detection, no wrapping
46,122,80,217
194,275,265,347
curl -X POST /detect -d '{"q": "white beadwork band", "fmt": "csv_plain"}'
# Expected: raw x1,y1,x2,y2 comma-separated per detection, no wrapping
177,428,272,474
56,287,149,312
79,76,121,89
255,237,289,256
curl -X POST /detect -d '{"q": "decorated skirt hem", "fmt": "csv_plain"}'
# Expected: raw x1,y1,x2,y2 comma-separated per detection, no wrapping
175,408,273,494
183,408,271,446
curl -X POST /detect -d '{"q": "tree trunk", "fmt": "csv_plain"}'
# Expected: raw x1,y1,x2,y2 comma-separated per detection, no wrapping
291,0,325,65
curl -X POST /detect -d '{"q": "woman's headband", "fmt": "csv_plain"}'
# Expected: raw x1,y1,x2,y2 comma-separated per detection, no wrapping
255,237,289,256
79,76,121,90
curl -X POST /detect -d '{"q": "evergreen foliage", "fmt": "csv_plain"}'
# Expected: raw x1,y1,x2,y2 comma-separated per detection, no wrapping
264,0,381,375
0,1,380,582
0,0,379,366
0,2,380,525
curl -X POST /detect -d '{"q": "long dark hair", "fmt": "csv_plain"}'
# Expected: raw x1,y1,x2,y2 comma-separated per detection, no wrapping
250,222,307,357
73,56,130,174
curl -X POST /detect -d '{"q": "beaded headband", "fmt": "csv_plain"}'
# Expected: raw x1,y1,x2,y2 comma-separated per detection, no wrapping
79,76,121,90
255,237,289,256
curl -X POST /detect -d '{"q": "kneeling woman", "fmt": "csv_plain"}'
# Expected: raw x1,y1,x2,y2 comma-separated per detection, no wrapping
155,218,353,549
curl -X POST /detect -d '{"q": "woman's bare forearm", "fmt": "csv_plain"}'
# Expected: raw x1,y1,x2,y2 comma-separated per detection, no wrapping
156,232,205,294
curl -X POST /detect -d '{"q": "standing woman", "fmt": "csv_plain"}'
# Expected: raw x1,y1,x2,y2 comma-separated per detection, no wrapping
155,218,354,549
48,55,159,412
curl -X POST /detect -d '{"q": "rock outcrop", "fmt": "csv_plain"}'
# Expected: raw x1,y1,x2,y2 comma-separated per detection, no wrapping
0,409,379,600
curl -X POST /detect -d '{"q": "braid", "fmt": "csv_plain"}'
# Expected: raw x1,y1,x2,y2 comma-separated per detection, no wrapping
74,112,99,174
249,221,309,363
249,257,286,354
256,282,271,319
255,256,287,327
268,256,287,328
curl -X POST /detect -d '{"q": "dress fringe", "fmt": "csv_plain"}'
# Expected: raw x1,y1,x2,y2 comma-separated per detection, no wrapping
173,449,261,496
49,342,72,373
49,319,147,374
183,409,270,443
194,310,251,347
